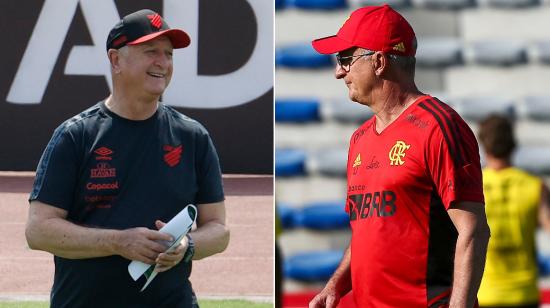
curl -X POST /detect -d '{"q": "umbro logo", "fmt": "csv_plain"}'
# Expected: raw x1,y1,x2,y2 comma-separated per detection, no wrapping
147,14,162,29
94,147,113,161
163,145,182,167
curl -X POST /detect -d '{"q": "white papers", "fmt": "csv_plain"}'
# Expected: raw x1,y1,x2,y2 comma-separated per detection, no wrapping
128,204,197,291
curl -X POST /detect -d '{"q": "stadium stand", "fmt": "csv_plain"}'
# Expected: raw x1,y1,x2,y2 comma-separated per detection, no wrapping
276,98,321,122
276,2,550,306
521,95,550,121
284,0,348,9
285,250,344,282
416,37,463,67
275,148,307,176
469,40,528,66
453,96,515,121
536,40,550,63
276,44,334,68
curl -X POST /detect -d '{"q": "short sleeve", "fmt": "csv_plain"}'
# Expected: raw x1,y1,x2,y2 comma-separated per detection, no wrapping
194,128,225,204
29,124,80,210
426,116,484,209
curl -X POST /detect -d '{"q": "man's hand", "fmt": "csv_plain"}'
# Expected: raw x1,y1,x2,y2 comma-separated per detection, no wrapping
153,220,188,272
114,225,173,265
309,285,341,308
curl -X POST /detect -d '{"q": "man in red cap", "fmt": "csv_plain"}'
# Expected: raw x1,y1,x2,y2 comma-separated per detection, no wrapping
26,9,229,307
309,5,490,308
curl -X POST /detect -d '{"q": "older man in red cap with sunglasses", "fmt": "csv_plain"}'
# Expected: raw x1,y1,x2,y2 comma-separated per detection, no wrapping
309,5,489,308
26,9,229,308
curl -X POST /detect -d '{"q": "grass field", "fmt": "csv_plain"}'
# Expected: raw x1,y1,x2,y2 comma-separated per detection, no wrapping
0,300,273,308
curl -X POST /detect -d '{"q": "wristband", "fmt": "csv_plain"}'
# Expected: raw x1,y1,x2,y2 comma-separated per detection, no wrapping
183,234,195,263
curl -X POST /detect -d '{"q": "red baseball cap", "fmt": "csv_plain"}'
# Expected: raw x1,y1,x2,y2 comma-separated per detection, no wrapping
106,9,190,51
312,4,416,56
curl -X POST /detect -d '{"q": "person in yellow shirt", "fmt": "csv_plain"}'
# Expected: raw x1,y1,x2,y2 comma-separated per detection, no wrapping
478,114,550,308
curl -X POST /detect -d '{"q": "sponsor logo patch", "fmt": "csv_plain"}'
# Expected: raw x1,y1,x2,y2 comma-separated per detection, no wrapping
405,113,430,129
86,181,119,191
353,129,365,144
393,42,405,53
366,156,380,170
94,147,113,161
348,190,397,221
353,153,362,168
90,163,116,178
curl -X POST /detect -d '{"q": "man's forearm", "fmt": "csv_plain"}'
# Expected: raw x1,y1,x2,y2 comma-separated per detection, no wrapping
326,247,352,296
26,216,119,259
189,221,230,260
450,230,490,307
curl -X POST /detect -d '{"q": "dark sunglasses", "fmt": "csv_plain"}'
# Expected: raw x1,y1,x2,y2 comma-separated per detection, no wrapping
336,50,375,72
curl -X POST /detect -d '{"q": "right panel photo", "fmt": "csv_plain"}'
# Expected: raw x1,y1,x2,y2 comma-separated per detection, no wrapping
276,1,550,307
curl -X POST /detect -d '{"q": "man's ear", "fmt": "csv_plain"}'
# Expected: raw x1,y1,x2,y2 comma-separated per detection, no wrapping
108,49,122,74
373,52,388,77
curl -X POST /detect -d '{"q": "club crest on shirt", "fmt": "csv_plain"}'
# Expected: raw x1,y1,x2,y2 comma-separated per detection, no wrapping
389,140,410,166
163,145,183,167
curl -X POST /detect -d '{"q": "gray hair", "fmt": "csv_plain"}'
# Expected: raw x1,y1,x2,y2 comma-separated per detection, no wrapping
117,46,129,57
362,36,417,76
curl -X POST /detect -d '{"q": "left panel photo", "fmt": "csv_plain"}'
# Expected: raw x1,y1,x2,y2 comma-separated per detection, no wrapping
0,1,273,307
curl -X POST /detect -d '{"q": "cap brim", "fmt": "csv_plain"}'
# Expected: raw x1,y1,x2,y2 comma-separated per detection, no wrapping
311,35,354,54
128,29,191,49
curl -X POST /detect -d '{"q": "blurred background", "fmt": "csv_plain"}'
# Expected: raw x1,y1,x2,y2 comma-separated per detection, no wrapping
275,0,550,306
1,0,273,174
0,0,273,305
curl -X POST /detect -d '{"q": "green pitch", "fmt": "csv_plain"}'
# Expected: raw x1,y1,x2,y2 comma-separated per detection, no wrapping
0,300,273,308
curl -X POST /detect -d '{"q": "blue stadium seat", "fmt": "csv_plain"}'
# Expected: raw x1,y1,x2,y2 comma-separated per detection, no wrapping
285,250,345,282
535,40,550,64
413,0,474,9
521,96,550,121
278,203,297,229
284,0,347,10
276,148,307,176
453,96,515,122
470,41,527,66
485,0,539,8
349,0,411,8
293,201,349,230
276,98,320,122
416,37,462,67
538,252,550,276
308,147,348,177
513,146,550,175
276,44,333,69
321,98,374,123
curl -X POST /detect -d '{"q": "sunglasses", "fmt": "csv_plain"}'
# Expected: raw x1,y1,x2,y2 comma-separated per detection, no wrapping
336,50,375,72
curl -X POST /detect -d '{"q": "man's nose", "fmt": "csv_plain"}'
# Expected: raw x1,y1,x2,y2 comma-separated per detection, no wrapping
335,63,346,79
155,53,171,68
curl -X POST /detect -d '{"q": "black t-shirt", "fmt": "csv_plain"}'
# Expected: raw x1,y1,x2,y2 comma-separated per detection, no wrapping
29,102,224,308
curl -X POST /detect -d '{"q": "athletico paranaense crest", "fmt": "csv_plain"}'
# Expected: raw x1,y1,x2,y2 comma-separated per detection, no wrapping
163,145,182,167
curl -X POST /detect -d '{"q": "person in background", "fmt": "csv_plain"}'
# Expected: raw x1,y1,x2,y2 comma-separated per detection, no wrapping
477,114,550,308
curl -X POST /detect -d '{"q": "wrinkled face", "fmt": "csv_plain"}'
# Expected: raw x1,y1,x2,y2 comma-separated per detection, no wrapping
335,47,376,105
118,36,174,98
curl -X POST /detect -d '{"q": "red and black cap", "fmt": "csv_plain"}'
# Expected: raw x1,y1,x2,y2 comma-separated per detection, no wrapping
106,9,190,51
312,4,416,56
